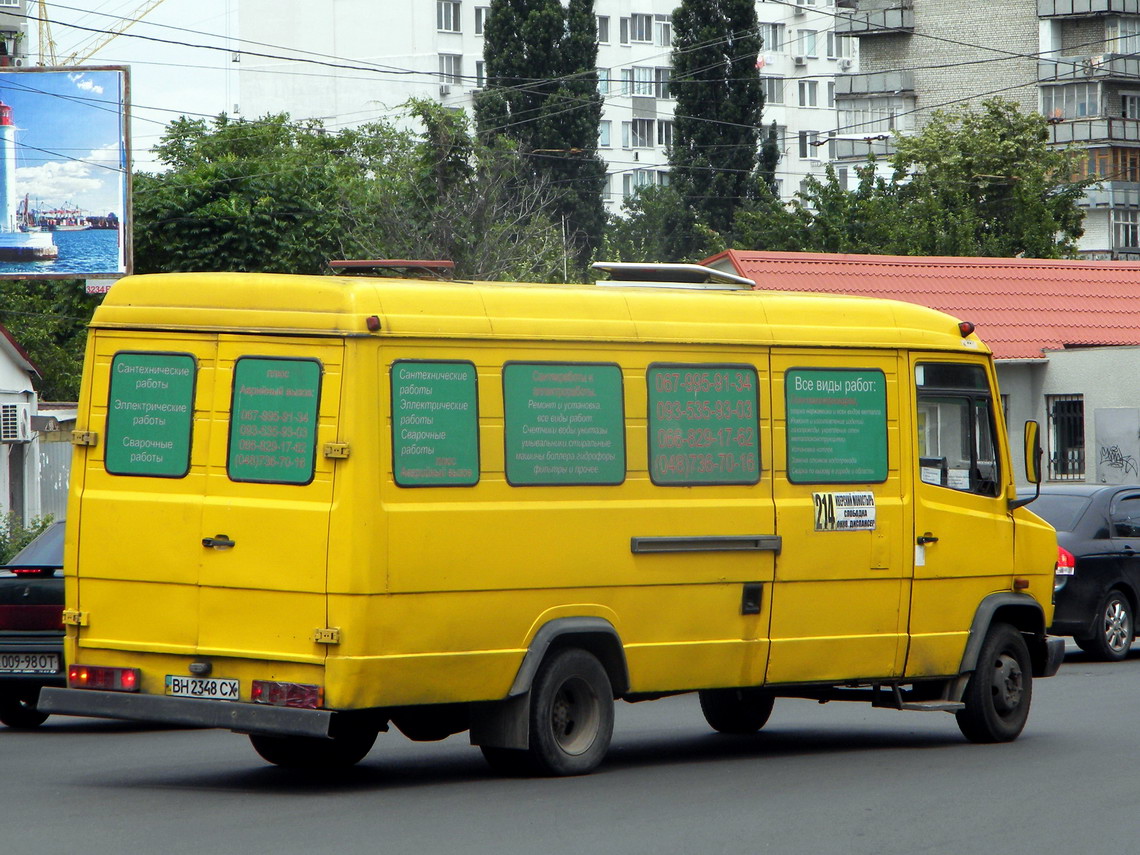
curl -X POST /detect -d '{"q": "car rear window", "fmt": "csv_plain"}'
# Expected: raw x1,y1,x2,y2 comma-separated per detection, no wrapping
1029,494,1091,532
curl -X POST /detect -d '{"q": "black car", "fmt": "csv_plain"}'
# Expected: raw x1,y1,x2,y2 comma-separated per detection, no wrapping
0,520,64,728
1025,485,1140,661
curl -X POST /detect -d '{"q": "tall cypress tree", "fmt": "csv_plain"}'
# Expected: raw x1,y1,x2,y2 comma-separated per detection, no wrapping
669,0,765,236
476,0,607,272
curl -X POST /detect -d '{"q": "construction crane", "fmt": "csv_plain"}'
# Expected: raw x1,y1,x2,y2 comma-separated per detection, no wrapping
36,0,169,67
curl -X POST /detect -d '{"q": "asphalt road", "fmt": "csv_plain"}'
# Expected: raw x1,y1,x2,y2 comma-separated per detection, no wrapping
1,646,1125,855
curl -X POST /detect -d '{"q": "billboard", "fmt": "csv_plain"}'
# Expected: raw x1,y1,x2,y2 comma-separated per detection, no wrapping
0,67,130,281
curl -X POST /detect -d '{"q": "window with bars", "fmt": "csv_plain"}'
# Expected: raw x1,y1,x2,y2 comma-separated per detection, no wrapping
1047,394,1085,480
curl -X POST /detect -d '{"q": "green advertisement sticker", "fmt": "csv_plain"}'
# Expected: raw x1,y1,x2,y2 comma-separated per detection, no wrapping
228,358,321,484
391,361,479,486
503,362,625,486
785,368,888,484
105,352,196,477
647,364,761,485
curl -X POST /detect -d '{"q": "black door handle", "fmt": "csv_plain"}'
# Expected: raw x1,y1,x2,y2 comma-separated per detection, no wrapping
202,535,236,549
917,534,939,546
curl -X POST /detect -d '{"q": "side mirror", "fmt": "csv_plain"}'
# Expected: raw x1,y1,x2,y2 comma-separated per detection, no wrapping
1009,421,1042,511
1023,420,1042,485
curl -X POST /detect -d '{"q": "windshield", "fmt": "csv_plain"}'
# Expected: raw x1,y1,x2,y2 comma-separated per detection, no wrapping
1028,495,1091,532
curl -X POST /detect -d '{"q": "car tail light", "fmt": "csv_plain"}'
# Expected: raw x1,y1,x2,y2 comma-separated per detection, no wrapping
251,680,323,709
1056,547,1076,576
69,664,140,692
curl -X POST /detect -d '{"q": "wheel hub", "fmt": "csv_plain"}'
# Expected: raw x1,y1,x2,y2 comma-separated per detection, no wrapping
1104,600,1131,653
990,653,1023,714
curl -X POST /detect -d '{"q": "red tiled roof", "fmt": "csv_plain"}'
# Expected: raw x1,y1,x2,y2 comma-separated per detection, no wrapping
703,250,1140,360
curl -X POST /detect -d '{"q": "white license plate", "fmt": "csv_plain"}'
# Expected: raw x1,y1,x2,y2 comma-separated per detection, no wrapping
0,652,59,674
165,675,240,700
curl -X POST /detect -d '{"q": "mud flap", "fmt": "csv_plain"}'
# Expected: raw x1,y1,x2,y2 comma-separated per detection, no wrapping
469,691,530,750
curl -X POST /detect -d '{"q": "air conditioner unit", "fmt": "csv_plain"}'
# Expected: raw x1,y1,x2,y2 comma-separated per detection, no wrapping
838,58,852,70
12,57,24,68
793,55,808,66
439,84,451,97
0,403,32,443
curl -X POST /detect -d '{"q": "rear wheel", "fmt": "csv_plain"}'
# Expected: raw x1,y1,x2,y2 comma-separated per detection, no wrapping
1074,590,1134,662
698,688,774,735
0,689,49,729
484,647,614,778
249,727,377,770
955,622,1032,743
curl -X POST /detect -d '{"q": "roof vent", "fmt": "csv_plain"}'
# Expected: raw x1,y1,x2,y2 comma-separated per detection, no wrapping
591,262,755,290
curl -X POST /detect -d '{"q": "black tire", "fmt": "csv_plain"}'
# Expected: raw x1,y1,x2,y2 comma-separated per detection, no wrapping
698,687,775,735
525,648,614,777
249,727,377,770
0,690,49,729
1074,590,1134,662
955,622,1032,744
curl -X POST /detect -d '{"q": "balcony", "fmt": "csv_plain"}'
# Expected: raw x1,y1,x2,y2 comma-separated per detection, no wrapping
832,135,896,161
1049,116,1140,145
834,1,914,36
1039,53,1140,82
835,70,915,97
1038,0,1140,17
1081,182,1140,208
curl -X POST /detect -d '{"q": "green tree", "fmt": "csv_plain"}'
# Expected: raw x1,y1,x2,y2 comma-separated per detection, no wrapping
134,108,566,281
669,0,765,237
889,98,1090,257
735,99,1091,258
600,185,724,263
0,279,100,400
476,0,607,271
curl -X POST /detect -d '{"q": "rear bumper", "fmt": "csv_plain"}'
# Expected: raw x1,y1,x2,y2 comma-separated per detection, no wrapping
38,687,335,738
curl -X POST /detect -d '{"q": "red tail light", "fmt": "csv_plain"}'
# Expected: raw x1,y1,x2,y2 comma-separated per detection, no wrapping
69,664,140,692
251,680,322,709
1056,547,1076,576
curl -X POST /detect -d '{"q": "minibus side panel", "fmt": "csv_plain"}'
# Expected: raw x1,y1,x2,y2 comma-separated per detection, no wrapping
344,341,778,705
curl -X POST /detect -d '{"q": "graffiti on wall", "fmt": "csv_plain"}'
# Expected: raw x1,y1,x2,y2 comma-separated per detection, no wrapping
1099,444,1138,478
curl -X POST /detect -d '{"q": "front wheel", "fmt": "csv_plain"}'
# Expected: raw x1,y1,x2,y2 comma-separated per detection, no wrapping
0,689,49,729
1074,590,1134,662
249,727,377,770
955,622,1032,744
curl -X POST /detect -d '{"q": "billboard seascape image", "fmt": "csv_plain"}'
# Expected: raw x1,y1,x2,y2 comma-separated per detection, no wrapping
0,67,129,279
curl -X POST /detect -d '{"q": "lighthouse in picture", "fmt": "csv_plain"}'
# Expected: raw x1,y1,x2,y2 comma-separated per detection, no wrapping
0,101,56,261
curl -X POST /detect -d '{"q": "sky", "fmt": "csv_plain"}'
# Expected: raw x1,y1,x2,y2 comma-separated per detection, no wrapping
1,68,127,215
35,0,235,182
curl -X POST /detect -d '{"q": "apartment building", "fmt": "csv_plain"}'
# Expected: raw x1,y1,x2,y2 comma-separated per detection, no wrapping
0,0,29,68
235,0,854,209
835,0,1140,258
